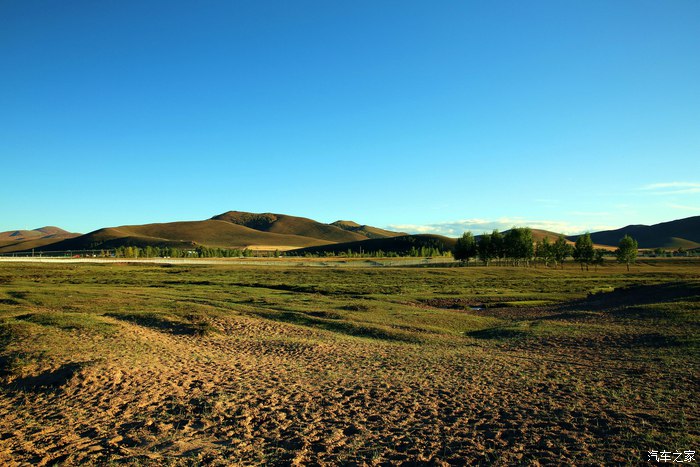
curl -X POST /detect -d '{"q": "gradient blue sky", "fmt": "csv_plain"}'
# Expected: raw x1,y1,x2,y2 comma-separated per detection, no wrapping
2,1,699,235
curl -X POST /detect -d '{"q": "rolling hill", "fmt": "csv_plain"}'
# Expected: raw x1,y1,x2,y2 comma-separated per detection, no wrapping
211,211,379,243
489,228,573,244
495,228,617,249
0,227,80,254
3,213,697,254
16,212,404,253
567,216,700,249
0,226,76,242
33,220,334,252
331,220,406,239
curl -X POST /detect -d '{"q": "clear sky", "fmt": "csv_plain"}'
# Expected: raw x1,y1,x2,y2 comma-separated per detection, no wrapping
2,1,699,236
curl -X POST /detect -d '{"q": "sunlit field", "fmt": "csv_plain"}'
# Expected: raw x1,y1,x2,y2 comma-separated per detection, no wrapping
0,260,698,465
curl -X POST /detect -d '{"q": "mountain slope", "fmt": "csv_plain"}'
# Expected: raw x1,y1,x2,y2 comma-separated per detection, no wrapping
568,216,700,249
331,220,406,239
35,220,334,252
6,212,404,253
0,226,76,242
212,211,372,243
0,227,81,253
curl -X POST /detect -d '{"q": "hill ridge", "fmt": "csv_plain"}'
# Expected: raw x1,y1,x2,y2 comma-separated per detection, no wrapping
2,214,697,253
567,215,700,249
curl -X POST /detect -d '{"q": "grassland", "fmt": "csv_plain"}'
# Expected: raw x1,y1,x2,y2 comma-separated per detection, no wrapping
0,260,698,465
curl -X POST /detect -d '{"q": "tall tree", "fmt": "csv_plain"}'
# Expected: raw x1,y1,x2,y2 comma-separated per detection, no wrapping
535,237,554,267
477,232,493,266
454,232,477,265
616,235,638,271
573,233,595,271
593,248,606,271
489,229,505,265
504,227,534,266
552,235,572,268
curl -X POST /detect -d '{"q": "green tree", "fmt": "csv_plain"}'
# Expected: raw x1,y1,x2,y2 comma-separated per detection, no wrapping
477,232,493,266
454,232,477,264
593,248,606,271
616,235,638,271
573,233,595,271
489,229,504,265
504,227,534,266
535,237,555,267
551,235,572,268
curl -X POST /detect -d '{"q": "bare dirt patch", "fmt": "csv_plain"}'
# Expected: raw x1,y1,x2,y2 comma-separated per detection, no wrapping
0,263,697,465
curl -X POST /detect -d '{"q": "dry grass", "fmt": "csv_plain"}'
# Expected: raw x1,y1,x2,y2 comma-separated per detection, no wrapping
0,261,697,465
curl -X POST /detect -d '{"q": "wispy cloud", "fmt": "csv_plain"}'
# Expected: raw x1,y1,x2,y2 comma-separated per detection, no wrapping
387,218,616,237
569,211,610,217
642,182,700,195
666,203,700,212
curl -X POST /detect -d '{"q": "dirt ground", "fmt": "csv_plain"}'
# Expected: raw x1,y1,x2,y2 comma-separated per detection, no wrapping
0,263,697,465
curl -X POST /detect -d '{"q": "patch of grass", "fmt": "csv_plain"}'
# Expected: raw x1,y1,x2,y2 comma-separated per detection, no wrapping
465,327,530,340
0,351,46,378
14,312,115,334
247,308,419,342
587,286,615,295
305,310,344,320
106,311,216,336
0,318,39,344
340,302,372,312
498,300,554,307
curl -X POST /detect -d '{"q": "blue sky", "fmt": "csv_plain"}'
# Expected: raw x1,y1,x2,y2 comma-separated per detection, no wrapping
1,1,699,235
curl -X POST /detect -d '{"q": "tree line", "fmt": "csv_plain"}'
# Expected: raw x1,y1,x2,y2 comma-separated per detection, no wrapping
454,228,639,270
44,231,644,265
288,246,450,258
112,245,260,258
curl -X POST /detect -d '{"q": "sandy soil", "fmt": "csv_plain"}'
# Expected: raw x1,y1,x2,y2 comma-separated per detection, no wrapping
1,309,695,466
0,267,697,465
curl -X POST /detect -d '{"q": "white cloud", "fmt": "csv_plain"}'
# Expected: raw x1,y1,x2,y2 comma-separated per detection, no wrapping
644,182,700,189
642,182,700,195
666,203,700,212
387,218,616,237
569,211,611,217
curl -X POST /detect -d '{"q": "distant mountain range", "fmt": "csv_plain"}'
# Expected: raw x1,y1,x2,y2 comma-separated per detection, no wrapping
0,213,697,254
567,216,700,250
0,211,405,254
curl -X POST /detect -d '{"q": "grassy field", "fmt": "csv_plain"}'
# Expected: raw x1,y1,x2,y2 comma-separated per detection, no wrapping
0,260,698,465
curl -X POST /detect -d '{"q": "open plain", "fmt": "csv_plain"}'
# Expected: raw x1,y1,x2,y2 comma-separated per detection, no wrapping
0,260,698,465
